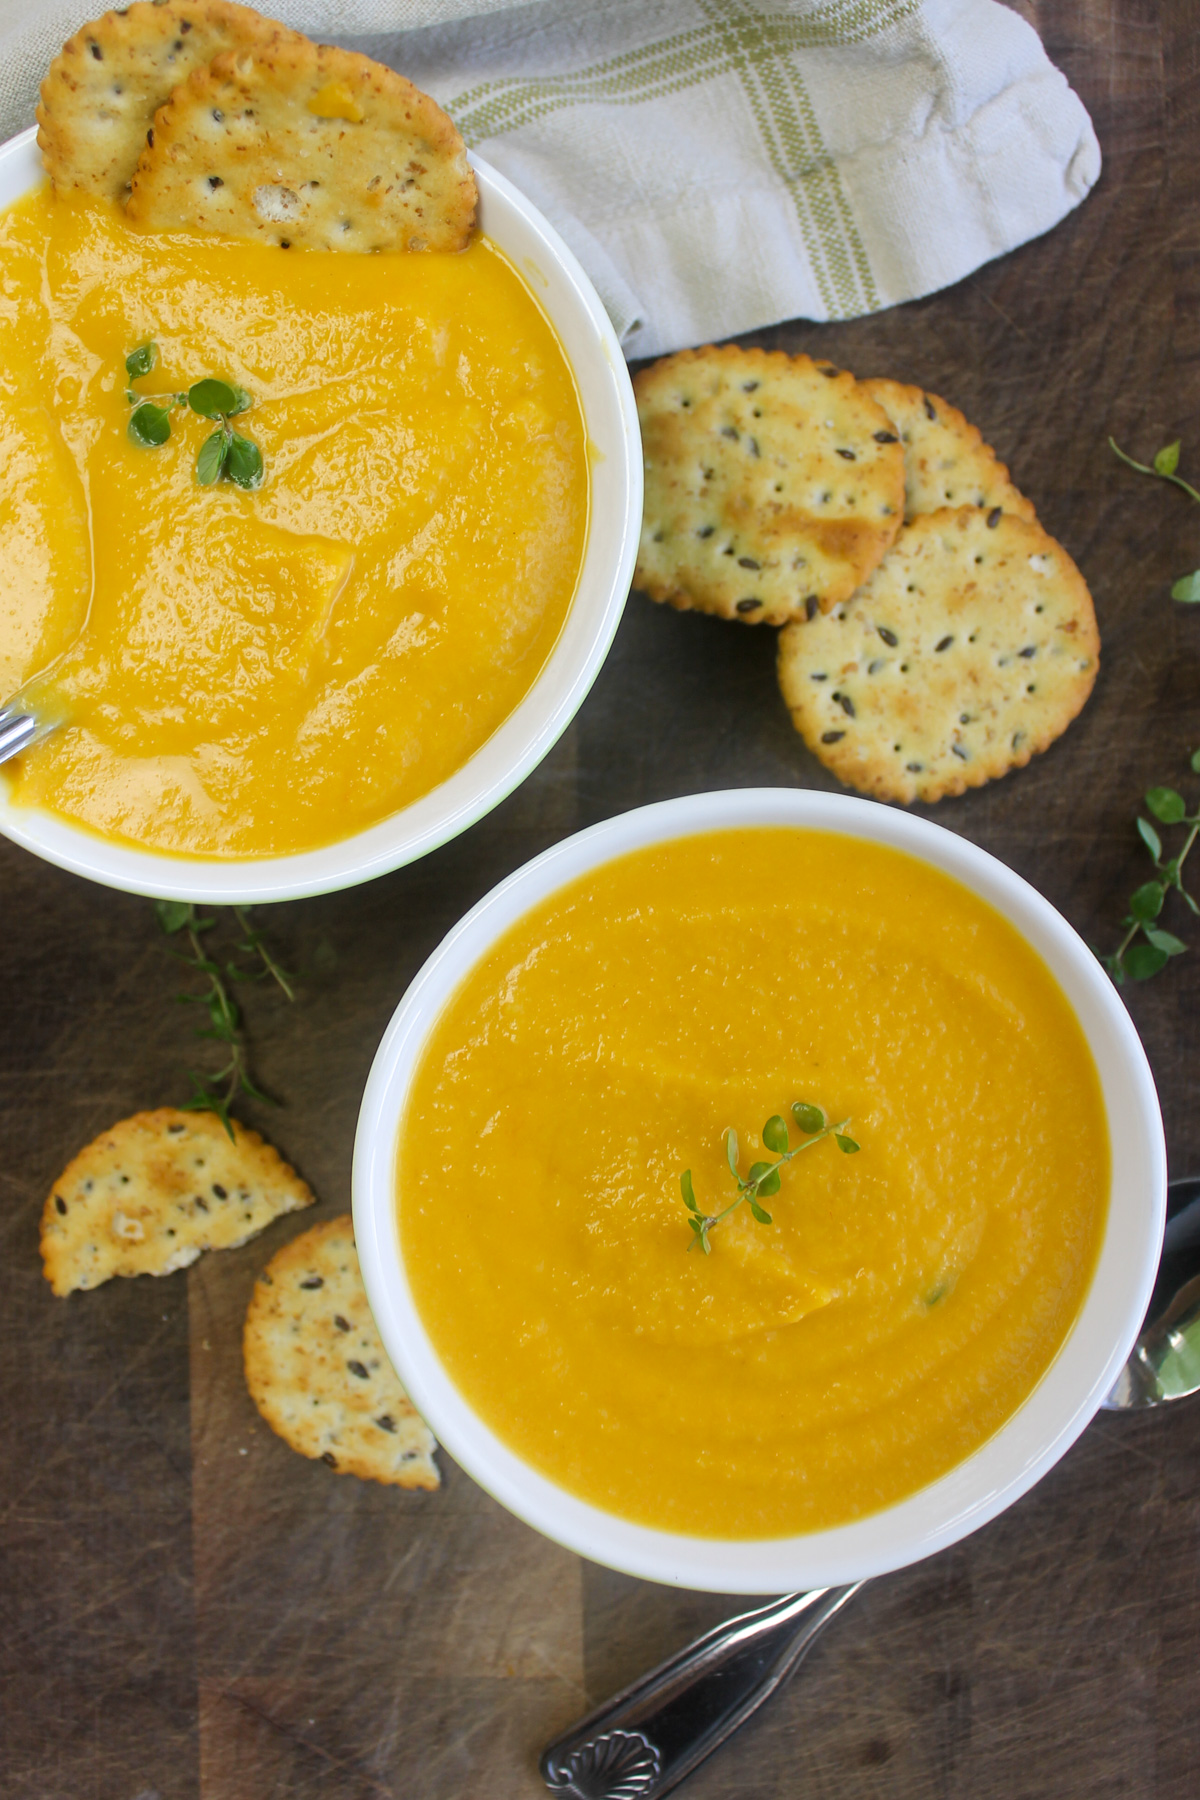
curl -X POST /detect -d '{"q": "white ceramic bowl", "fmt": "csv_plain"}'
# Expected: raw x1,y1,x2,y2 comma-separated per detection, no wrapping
354,787,1167,1594
0,128,641,901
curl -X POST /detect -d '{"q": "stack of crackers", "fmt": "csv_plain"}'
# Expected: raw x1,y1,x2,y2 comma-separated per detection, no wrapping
634,347,1099,804
36,0,475,253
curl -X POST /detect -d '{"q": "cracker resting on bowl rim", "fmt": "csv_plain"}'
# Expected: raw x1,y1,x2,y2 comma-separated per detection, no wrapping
860,377,1037,525
40,1108,314,1295
36,0,288,202
125,37,477,252
776,506,1100,804
244,1216,439,1489
634,345,905,623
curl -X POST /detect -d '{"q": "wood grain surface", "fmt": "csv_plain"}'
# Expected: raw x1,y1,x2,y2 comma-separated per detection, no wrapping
3,3,1199,1795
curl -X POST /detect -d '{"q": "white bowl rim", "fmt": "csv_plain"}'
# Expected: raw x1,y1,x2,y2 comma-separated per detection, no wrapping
353,787,1167,1593
0,128,642,901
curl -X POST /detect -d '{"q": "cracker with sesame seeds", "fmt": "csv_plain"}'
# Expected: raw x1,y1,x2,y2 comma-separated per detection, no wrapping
36,1,286,203
39,1108,314,1296
860,378,1036,525
776,506,1099,804
243,1216,439,1489
125,36,476,254
634,346,905,623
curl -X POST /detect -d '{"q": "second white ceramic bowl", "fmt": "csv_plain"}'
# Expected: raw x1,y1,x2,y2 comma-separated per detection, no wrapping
0,129,641,901
354,788,1166,1594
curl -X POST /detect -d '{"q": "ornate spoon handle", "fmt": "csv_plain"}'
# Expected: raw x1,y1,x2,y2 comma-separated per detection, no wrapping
540,1584,862,1799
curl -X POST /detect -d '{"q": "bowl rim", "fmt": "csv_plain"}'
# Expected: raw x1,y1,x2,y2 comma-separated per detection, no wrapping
353,786,1167,1593
0,128,642,901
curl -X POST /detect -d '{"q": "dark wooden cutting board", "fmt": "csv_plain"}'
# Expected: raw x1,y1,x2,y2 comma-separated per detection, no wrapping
3,3,1199,1794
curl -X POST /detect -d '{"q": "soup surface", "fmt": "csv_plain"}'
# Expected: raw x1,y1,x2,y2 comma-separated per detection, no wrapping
0,187,587,856
398,828,1110,1538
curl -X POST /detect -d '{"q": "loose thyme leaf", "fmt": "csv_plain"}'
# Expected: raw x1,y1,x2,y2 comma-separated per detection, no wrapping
791,1101,825,1135
226,432,264,491
1147,786,1187,825
1155,440,1182,477
835,1134,860,1153
1144,926,1188,956
188,377,240,419
1125,942,1170,980
1171,572,1200,603
1129,881,1166,922
1137,817,1164,860
128,402,171,448
125,341,158,379
196,430,228,486
681,1170,700,1213
762,1114,789,1155
725,1128,739,1179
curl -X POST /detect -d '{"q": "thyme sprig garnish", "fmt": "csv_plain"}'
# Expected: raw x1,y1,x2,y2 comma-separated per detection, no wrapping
154,901,296,1137
1109,437,1200,601
681,1102,859,1254
1101,750,1200,982
125,343,264,490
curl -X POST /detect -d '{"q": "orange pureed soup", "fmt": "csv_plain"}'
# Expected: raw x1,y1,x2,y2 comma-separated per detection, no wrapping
0,188,587,856
398,828,1110,1538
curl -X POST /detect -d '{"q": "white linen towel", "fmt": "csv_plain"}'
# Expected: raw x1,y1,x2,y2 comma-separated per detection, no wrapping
0,0,1100,358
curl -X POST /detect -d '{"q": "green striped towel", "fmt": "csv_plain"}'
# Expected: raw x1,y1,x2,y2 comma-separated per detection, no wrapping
0,0,1099,358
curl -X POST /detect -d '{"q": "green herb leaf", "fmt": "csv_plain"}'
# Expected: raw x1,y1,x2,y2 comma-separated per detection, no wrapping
155,899,192,934
1125,941,1170,980
1129,881,1166,922
748,1200,773,1225
791,1101,825,1135
128,402,171,448
681,1170,699,1213
835,1134,860,1154
1146,786,1187,824
762,1114,789,1155
125,341,158,379
1170,571,1200,603
188,377,241,419
225,431,264,491
1137,816,1163,860
1191,749,1200,775
196,429,228,486
747,1161,775,1184
1155,440,1182,477
755,1166,782,1198
1143,926,1188,956
725,1128,739,1178
226,384,252,416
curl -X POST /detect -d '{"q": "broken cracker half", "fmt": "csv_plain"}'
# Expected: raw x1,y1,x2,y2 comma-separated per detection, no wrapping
244,1215,439,1489
40,1107,314,1295
37,1,289,203
125,36,477,253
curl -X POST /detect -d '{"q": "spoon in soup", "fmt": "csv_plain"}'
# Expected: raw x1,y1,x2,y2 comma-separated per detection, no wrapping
0,695,56,765
540,1174,1200,1800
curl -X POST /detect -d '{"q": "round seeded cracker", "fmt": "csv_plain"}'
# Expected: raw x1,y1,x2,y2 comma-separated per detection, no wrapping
40,1107,314,1295
36,1,287,202
244,1216,439,1489
860,378,1036,525
777,506,1099,804
635,346,905,623
125,37,476,253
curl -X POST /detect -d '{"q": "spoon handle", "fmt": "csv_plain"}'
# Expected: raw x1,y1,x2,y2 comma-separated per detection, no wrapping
539,1583,862,1799
0,707,39,766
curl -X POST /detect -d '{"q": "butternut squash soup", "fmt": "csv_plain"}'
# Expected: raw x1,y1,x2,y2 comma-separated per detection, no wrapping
398,828,1110,1538
0,188,587,856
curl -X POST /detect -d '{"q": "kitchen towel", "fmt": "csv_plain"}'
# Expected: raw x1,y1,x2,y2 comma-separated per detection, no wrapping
0,0,1100,357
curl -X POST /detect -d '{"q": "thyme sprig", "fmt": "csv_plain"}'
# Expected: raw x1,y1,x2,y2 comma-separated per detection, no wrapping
681,1101,859,1254
154,901,295,1137
125,343,264,490
1109,437,1200,601
1101,751,1200,982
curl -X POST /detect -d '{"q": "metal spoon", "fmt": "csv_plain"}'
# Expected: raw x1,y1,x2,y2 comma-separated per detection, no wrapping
0,696,54,765
540,1174,1200,1800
